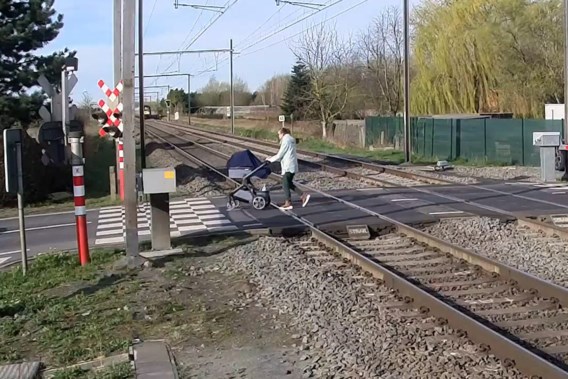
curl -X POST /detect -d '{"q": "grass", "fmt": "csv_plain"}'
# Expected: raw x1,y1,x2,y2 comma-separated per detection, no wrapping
0,235,258,373
188,120,408,164
51,362,133,379
299,138,405,163
0,250,134,367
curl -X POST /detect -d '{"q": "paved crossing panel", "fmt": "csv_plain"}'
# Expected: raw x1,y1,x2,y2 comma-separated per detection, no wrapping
95,197,237,245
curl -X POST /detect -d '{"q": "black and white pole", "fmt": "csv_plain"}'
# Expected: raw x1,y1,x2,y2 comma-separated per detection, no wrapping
3,128,28,274
16,139,27,274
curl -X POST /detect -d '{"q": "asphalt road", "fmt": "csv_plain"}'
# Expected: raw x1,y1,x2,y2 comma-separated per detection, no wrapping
0,209,100,268
1,181,567,269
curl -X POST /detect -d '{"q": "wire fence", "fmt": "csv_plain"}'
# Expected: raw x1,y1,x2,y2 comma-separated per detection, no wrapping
365,116,565,166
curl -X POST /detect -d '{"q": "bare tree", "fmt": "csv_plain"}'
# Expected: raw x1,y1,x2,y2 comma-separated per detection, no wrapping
293,23,358,138
359,6,404,115
79,91,95,110
254,74,290,107
199,75,252,106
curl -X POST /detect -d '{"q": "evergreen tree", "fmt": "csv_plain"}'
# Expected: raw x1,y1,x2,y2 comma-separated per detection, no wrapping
0,0,74,205
281,60,312,120
167,88,189,113
0,0,74,130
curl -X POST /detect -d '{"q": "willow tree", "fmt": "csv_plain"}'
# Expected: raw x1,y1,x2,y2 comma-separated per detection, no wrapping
411,0,563,117
495,0,563,116
411,0,502,115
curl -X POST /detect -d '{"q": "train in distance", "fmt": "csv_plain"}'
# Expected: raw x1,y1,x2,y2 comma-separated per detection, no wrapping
143,105,158,120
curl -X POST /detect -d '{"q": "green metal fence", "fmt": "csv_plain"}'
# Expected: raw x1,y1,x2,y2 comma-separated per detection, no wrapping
365,116,564,166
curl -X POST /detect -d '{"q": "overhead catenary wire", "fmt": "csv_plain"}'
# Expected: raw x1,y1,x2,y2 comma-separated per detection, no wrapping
194,0,346,75
238,0,369,59
175,0,210,54
157,0,240,77
143,0,159,37
151,0,208,83
236,0,333,49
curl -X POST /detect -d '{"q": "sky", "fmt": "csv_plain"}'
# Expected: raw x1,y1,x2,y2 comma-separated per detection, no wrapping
38,0,421,103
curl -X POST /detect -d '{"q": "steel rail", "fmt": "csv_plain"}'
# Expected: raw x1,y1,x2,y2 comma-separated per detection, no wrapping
157,118,451,184
150,121,406,187
160,120,568,208
147,123,568,378
152,120,568,242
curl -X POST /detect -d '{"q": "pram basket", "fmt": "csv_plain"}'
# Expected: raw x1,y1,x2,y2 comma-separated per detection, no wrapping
226,150,272,210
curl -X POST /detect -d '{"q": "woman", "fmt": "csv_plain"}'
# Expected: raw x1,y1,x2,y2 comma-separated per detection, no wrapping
266,127,310,210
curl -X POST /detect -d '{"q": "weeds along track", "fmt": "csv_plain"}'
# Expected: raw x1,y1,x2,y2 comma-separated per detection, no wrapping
146,122,568,378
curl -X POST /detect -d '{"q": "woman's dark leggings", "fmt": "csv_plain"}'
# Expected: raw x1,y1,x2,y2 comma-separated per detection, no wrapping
282,172,303,201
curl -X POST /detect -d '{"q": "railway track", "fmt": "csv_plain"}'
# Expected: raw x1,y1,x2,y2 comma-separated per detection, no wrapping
146,123,568,378
147,119,568,243
152,120,441,187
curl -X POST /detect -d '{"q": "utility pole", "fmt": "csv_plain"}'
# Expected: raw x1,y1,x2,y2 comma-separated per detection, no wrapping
114,0,123,199
122,0,140,265
138,0,146,169
562,0,568,181
403,0,411,163
230,38,235,134
188,74,191,125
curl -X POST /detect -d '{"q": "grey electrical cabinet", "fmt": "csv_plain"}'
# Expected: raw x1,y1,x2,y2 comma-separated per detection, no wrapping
141,167,177,194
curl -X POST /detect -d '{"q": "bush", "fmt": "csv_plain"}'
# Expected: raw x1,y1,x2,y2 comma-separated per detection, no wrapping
0,130,70,206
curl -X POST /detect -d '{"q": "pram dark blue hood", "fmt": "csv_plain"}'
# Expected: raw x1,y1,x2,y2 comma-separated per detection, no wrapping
226,149,271,179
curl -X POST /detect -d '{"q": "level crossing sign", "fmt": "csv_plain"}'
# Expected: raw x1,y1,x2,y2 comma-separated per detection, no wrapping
97,80,124,135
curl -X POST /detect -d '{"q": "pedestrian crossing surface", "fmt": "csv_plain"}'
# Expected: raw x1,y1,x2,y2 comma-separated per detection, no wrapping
506,182,568,191
94,197,237,245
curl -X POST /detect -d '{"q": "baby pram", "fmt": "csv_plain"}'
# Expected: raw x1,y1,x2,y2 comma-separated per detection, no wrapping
226,149,272,210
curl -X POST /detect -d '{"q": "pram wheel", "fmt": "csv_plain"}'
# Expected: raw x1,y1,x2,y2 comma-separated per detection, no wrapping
252,196,267,210
227,199,240,210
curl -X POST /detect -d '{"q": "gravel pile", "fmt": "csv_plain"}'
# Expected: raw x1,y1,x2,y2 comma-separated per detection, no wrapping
423,217,568,287
218,237,522,378
146,139,230,197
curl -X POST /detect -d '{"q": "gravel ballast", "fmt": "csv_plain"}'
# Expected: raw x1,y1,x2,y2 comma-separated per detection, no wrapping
146,138,231,197
403,165,553,184
423,217,568,287
218,237,522,378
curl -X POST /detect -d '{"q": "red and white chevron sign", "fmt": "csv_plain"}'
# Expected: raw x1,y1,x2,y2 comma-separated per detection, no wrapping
98,79,123,102
98,99,123,127
97,79,124,134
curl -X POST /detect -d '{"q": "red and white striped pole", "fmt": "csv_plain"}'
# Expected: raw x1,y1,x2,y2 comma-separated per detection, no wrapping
69,132,90,265
118,139,125,201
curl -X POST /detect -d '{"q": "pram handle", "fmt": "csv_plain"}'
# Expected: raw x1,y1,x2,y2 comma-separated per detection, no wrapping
247,160,270,177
